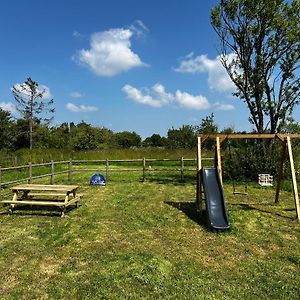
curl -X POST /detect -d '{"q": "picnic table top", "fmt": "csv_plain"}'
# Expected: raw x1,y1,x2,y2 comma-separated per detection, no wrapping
10,184,79,192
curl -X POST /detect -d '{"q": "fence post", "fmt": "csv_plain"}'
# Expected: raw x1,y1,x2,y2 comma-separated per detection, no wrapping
106,159,109,181
143,158,146,181
14,156,18,166
180,157,184,182
68,159,73,181
50,160,55,184
28,162,32,184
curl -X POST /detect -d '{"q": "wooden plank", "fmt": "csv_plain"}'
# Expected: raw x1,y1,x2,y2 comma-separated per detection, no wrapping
2,200,66,206
2,195,82,207
196,136,202,213
216,136,223,185
275,139,287,203
28,193,68,197
197,134,300,140
197,137,201,171
286,137,300,220
10,184,79,192
64,196,82,207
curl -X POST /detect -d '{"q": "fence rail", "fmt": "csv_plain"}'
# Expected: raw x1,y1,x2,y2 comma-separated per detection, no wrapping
0,157,214,190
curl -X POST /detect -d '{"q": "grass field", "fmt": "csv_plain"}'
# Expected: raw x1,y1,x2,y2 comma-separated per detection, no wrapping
0,171,299,299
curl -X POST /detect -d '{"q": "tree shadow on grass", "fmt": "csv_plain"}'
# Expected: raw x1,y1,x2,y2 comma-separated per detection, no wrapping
165,201,208,228
231,203,295,220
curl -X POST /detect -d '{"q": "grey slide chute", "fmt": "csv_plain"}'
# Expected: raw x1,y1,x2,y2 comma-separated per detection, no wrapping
201,168,230,230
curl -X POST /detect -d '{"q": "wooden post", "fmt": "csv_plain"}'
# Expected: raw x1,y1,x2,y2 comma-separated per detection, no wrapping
180,157,184,182
68,159,73,181
106,159,109,181
143,158,146,181
286,137,300,220
28,162,32,184
14,156,18,166
216,136,223,185
196,137,202,213
50,160,54,184
275,139,287,203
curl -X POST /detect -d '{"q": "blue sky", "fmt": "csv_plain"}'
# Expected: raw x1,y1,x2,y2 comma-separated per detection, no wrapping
0,0,284,138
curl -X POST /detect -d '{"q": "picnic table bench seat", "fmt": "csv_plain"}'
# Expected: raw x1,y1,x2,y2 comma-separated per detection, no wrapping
2,184,82,217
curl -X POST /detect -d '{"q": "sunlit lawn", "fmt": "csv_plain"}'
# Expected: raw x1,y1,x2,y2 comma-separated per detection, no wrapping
0,171,299,299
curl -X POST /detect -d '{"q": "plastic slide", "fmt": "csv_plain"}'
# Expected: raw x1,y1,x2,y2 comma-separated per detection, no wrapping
201,168,230,230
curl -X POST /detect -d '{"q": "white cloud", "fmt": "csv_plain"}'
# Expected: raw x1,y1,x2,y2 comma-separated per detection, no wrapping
73,30,83,38
122,83,210,110
73,27,145,77
175,90,210,110
129,20,149,37
214,102,235,111
66,102,98,112
70,91,83,98
39,85,52,99
13,83,52,100
0,102,18,114
175,53,236,92
122,83,174,108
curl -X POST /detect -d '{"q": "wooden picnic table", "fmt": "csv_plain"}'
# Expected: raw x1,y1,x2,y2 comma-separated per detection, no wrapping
2,184,82,217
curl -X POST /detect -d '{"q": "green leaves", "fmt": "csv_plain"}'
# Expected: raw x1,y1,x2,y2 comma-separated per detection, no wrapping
211,0,300,133
12,77,55,149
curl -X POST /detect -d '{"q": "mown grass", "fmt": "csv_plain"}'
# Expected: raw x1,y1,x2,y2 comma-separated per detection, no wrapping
0,171,299,299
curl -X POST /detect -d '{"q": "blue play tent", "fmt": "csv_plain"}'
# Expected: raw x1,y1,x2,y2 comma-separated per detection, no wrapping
90,173,106,186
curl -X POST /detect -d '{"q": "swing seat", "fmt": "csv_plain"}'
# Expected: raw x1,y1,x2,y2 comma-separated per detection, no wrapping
232,181,248,195
258,174,273,187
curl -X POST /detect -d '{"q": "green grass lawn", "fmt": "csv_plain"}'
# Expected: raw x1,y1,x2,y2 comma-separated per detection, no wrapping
0,171,299,299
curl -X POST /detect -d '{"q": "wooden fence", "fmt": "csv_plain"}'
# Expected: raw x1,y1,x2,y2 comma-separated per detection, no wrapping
0,157,214,190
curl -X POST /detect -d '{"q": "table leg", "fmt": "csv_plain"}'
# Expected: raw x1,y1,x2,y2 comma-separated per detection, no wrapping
72,190,79,207
64,193,69,204
61,207,66,217
10,191,18,211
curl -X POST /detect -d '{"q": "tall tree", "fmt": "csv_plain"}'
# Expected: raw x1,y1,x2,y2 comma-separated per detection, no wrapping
211,0,300,133
167,125,196,149
195,113,218,150
12,77,54,149
0,108,15,150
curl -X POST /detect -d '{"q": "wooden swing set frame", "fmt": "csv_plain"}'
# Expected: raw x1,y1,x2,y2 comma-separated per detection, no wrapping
196,133,300,220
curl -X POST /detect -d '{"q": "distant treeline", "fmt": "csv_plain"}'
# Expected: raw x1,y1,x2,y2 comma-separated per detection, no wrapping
0,111,224,151
1,109,299,153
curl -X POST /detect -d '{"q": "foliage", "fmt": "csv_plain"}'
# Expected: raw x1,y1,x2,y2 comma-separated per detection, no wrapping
0,109,15,150
195,113,218,134
115,131,142,148
222,139,282,181
167,125,196,149
142,134,167,147
12,77,55,149
211,0,300,134
195,113,219,150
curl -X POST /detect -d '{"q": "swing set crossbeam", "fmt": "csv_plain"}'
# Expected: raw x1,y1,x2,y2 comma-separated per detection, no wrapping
197,133,300,140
